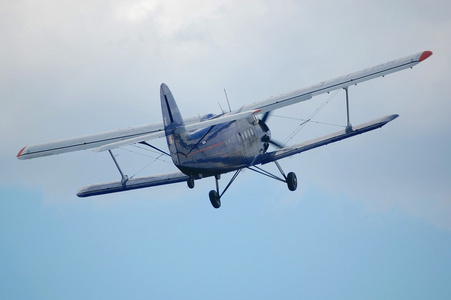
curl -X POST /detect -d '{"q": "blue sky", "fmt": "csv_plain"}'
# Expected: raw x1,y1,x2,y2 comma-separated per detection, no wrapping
1,0,451,299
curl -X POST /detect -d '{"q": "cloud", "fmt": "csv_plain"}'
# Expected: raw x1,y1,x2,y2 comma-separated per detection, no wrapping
2,0,451,230
112,1,158,23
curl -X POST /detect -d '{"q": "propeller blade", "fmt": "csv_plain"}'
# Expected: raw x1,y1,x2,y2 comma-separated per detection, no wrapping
261,111,271,123
269,140,284,149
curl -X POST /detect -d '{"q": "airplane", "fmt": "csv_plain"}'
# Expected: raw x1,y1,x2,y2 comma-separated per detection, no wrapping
17,50,433,208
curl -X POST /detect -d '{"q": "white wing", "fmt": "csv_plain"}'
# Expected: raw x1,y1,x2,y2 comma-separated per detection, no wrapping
17,51,432,159
16,108,263,158
17,116,199,159
242,51,432,115
94,51,431,152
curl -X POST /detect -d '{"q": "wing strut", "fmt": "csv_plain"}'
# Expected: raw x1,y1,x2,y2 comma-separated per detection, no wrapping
344,87,353,133
108,150,129,187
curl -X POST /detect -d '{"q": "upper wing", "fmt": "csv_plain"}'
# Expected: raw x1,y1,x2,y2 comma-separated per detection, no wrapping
17,115,197,160
76,171,189,197
255,114,399,165
241,51,432,115
16,108,263,158
89,51,432,153
16,122,166,160
18,51,432,159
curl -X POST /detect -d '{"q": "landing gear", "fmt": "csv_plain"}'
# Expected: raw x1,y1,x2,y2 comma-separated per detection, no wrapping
205,163,296,209
187,176,195,189
286,172,297,191
248,161,298,192
207,171,241,209
209,190,221,209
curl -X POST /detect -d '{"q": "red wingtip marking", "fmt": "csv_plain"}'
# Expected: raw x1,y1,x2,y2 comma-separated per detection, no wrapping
253,109,262,114
17,147,26,158
419,51,433,62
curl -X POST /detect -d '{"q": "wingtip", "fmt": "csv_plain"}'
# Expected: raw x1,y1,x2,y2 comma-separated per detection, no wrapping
17,146,27,159
253,109,262,114
419,51,433,62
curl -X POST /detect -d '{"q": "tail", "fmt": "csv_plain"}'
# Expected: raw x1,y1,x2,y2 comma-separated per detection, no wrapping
160,83,185,166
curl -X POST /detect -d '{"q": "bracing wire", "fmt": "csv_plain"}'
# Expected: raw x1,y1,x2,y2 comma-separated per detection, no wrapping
115,144,173,179
281,89,340,146
130,153,165,179
270,115,345,128
117,145,172,164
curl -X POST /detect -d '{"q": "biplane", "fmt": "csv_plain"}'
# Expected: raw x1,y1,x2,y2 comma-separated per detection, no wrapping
17,51,432,208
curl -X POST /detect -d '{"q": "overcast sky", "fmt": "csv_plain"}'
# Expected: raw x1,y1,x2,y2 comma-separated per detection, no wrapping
1,0,451,299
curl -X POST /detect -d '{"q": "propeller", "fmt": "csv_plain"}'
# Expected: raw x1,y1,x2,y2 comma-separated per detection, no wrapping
260,111,284,149
269,139,284,149
261,111,271,123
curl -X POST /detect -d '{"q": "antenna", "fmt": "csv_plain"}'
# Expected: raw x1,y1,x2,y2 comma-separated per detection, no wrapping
217,101,225,114
223,88,232,113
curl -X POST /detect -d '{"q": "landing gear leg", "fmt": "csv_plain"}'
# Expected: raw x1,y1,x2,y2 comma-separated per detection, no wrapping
208,170,242,209
248,162,298,192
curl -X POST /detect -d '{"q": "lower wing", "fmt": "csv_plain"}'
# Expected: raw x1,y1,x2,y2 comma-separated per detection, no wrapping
77,171,189,197
255,114,399,165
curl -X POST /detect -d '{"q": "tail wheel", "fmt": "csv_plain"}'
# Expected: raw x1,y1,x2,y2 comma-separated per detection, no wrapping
187,176,195,189
286,172,297,191
209,190,221,209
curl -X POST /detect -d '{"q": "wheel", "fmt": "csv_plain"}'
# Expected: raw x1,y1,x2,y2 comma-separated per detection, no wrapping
286,172,297,191
187,176,195,189
209,190,221,209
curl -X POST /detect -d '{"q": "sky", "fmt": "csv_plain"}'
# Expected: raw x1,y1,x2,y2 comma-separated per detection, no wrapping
1,0,451,299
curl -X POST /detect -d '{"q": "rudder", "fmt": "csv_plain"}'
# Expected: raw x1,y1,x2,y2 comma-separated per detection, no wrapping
160,83,185,166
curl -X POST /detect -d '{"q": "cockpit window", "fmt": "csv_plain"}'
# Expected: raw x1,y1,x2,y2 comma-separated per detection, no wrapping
200,113,215,121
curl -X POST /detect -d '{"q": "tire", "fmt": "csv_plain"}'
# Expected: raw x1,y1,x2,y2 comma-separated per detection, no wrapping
209,190,221,209
187,177,195,189
286,172,297,191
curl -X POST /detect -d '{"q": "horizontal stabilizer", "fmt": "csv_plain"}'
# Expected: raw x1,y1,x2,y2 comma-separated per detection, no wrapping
77,171,189,197
257,114,399,165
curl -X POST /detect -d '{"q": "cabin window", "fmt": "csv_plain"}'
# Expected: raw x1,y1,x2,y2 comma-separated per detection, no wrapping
246,129,252,139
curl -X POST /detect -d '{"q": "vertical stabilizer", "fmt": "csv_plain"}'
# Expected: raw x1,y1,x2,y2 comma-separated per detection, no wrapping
160,83,185,166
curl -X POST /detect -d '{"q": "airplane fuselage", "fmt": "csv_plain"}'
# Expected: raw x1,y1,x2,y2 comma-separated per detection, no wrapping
171,115,270,177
